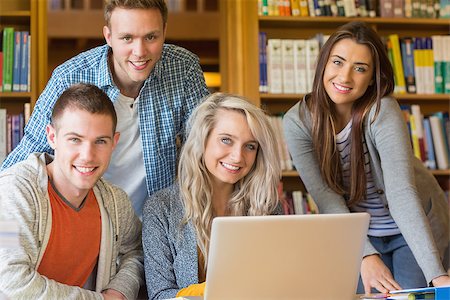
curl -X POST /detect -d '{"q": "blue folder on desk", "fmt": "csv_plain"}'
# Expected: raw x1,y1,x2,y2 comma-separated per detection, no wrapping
389,286,450,300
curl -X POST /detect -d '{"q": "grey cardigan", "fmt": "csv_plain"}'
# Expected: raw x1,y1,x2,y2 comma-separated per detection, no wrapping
283,96,449,283
142,184,199,300
0,153,144,299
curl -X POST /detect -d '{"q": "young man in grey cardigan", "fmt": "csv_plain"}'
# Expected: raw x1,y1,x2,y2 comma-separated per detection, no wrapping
0,83,143,300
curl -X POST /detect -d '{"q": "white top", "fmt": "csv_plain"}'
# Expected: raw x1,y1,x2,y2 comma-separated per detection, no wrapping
103,93,147,219
336,121,400,237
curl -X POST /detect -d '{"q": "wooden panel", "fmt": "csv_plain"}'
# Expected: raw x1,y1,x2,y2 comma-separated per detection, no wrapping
219,0,260,104
47,10,220,40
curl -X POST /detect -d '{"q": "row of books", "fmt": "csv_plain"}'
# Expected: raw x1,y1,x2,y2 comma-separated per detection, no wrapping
271,104,449,173
259,33,329,94
0,104,30,164
1,28,31,93
258,0,450,18
401,105,450,170
259,33,450,95
387,34,450,95
278,180,320,215
284,190,319,215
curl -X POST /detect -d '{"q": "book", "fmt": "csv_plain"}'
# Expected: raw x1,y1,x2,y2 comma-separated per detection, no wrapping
293,39,308,94
259,32,268,93
423,117,437,170
0,109,6,164
2,27,14,92
422,37,435,94
290,0,301,15
299,0,310,15
281,39,295,94
400,37,416,94
380,0,394,16
267,39,283,93
343,0,357,15
431,35,444,94
410,105,426,162
292,190,304,214
305,38,319,93
393,0,404,16
429,115,449,170
20,31,29,92
275,115,293,170
442,35,450,93
12,30,22,92
413,38,425,94
269,116,286,170
409,114,422,161
388,34,407,94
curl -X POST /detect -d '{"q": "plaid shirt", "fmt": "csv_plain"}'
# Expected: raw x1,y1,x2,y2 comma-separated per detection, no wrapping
2,44,209,197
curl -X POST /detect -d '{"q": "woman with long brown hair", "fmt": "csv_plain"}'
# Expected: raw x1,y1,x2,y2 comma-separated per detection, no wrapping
284,21,449,294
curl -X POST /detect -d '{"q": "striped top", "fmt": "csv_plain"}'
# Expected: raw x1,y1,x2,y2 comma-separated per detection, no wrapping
336,121,400,237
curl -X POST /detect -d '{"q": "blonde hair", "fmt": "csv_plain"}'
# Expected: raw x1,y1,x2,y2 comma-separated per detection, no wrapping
178,93,281,266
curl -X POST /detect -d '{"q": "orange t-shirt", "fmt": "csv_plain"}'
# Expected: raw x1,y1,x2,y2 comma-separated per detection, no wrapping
37,181,101,287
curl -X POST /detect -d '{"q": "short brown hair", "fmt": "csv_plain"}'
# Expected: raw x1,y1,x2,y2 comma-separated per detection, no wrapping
51,83,117,132
104,0,168,27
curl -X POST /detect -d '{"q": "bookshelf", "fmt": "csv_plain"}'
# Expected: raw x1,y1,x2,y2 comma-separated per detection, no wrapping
46,0,220,89
0,0,47,112
219,0,450,192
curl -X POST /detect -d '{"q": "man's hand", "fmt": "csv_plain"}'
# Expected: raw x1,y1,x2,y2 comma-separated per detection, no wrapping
102,289,127,300
361,254,401,294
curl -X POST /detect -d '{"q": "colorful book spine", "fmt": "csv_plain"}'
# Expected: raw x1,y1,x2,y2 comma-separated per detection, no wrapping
12,31,22,92
413,38,425,94
422,37,435,94
423,118,437,170
411,105,426,162
290,0,301,15
409,114,422,160
400,37,417,94
20,31,29,92
2,27,14,92
389,34,407,94
259,32,268,93
443,35,450,94
429,115,449,170
0,109,6,164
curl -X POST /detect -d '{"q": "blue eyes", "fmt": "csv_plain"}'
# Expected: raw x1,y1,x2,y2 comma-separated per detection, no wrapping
221,138,257,151
221,137,231,144
331,60,367,72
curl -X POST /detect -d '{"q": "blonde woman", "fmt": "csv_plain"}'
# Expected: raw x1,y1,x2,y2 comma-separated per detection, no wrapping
142,93,282,299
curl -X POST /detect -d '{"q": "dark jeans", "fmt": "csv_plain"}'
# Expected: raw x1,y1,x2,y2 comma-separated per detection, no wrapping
356,234,427,294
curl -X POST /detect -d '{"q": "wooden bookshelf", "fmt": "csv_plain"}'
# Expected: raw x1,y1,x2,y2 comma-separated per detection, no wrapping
219,0,450,191
0,0,47,110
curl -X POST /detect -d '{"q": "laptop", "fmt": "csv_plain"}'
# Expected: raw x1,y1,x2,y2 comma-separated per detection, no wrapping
204,213,370,300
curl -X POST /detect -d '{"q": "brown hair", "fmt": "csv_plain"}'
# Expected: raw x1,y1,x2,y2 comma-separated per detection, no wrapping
104,0,168,27
51,83,117,133
306,21,394,206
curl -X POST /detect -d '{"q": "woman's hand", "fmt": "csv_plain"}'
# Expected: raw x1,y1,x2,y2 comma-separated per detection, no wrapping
431,275,450,287
361,254,402,294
